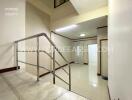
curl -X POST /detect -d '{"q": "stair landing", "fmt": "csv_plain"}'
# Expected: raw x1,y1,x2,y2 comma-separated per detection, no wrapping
0,70,89,100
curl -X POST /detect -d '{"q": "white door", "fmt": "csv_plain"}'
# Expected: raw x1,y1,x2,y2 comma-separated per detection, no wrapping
101,40,108,78
88,44,98,85
88,44,97,64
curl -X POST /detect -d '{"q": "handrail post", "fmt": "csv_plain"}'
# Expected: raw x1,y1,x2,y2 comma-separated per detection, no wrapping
15,33,72,90
53,46,56,84
15,42,19,69
68,63,71,91
37,37,40,81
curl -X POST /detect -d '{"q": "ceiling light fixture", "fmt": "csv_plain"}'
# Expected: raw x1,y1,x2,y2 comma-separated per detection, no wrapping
80,34,86,37
55,24,78,32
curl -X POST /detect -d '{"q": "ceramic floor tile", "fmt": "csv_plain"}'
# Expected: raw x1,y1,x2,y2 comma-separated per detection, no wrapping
57,91,89,100
0,62,109,100
0,71,68,100
42,63,109,100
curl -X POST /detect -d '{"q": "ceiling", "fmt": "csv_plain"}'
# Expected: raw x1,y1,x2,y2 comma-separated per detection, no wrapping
54,16,107,39
41,0,54,9
70,0,108,14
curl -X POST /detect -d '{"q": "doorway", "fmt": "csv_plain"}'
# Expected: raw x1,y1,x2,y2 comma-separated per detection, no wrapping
88,44,97,65
88,44,98,86
100,39,108,79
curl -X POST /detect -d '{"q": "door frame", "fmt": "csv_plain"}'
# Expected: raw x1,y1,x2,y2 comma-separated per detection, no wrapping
99,39,108,80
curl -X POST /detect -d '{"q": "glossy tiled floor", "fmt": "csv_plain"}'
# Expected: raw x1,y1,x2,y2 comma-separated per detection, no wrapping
41,63,109,100
0,63,109,100
0,70,88,100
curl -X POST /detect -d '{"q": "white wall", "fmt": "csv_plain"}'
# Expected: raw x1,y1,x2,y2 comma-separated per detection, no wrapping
73,39,97,64
73,41,84,64
0,0,25,69
109,0,132,99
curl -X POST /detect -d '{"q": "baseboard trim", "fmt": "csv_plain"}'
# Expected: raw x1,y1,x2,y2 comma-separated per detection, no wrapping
97,73,101,76
0,66,20,73
83,63,88,65
102,76,108,80
107,85,111,100
39,61,74,77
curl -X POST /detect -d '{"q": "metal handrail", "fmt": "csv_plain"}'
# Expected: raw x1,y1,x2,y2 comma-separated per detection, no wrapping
17,50,69,75
40,50,69,75
18,60,69,85
18,60,51,72
15,33,71,91
44,34,69,63
15,33,68,63
15,33,44,43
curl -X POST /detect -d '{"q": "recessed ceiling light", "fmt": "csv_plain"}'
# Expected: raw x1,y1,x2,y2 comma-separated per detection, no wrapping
80,34,86,37
55,24,78,32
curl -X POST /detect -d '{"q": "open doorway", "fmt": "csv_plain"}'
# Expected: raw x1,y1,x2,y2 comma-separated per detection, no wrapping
88,44,98,87
100,39,108,80
88,44,97,65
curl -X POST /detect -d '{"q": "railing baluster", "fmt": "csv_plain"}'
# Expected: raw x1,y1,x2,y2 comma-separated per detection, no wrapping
53,47,56,84
37,37,40,81
15,42,19,69
69,64,71,91
15,33,72,91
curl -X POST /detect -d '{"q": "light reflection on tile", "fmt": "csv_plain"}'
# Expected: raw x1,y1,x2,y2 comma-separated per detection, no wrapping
57,92,88,100
42,63,109,100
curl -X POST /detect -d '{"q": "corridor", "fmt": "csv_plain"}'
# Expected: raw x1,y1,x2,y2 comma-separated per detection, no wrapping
41,64,109,100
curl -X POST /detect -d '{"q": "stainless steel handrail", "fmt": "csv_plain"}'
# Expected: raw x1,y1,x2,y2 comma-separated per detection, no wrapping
15,33,68,63
18,60,51,72
15,33,71,91
17,50,69,75
43,34,69,63
15,33,44,43
40,50,69,75
18,60,69,85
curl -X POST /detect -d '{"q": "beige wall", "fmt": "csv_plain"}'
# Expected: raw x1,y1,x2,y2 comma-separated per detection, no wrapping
26,2,51,75
26,2,73,76
51,2,78,21
97,27,108,75
27,0,53,16
51,33,74,68
109,0,132,99
0,0,25,69
73,39,97,64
